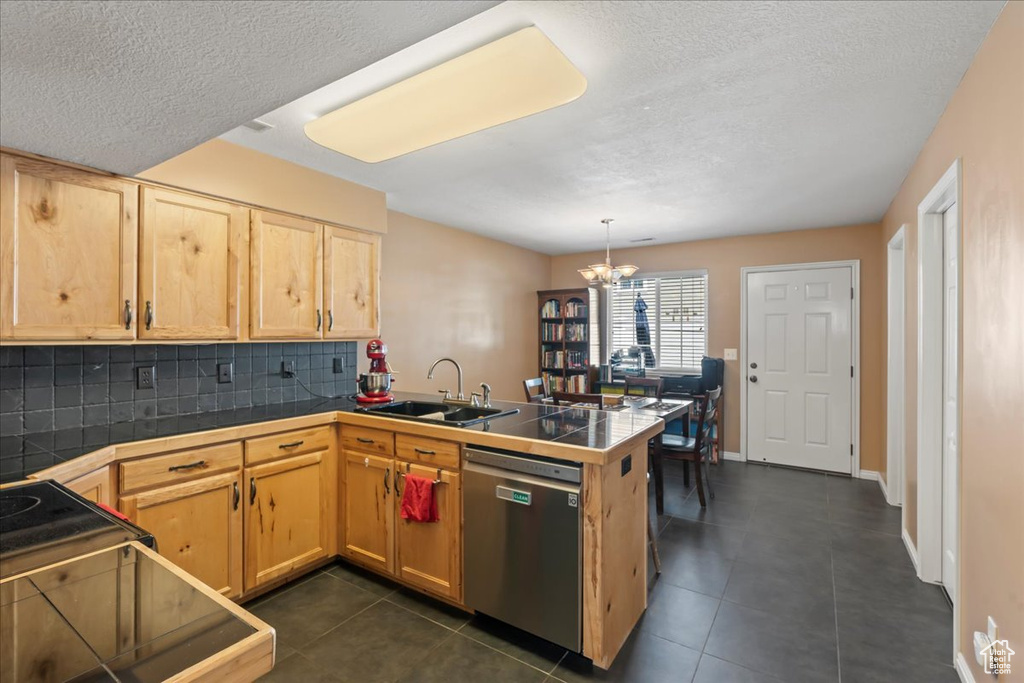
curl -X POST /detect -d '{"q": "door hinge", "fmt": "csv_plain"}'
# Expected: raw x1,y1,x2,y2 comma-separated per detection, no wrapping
851,365,854,377
851,287,854,300
850,444,854,456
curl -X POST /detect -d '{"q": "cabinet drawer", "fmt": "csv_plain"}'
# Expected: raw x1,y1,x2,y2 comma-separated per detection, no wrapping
245,425,333,465
396,435,460,471
120,442,242,493
341,426,395,456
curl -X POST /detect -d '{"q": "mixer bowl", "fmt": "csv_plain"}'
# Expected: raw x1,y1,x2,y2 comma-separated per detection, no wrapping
358,372,393,396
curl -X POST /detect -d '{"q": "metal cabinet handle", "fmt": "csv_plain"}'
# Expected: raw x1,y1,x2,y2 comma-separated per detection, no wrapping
278,440,304,449
414,448,436,456
356,437,375,444
168,460,206,472
383,467,390,496
233,481,240,510
394,470,402,496
316,309,322,332
124,300,132,329
145,300,153,330
328,309,334,331
249,477,256,505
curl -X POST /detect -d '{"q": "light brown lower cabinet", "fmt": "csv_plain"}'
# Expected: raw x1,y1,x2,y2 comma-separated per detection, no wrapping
120,471,244,599
244,451,331,591
65,466,114,506
341,450,394,573
342,445,463,602
394,464,461,601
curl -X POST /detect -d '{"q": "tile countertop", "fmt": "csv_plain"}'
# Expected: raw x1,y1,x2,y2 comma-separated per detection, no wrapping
0,392,664,483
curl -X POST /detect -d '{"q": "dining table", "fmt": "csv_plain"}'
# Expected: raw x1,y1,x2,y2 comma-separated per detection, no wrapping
597,395,693,515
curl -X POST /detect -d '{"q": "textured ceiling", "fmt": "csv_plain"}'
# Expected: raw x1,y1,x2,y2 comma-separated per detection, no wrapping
0,0,498,174
220,0,1004,254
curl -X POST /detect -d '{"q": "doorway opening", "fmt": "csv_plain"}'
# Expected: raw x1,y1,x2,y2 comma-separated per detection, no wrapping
886,226,906,506
916,160,961,620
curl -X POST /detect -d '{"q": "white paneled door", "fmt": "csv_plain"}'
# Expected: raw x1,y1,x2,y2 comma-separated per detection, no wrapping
746,267,853,473
941,204,959,606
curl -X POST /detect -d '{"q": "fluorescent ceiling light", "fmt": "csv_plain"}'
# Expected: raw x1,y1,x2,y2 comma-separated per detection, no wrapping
304,27,587,163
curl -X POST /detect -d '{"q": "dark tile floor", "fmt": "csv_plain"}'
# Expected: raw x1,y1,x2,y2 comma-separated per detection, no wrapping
253,461,955,683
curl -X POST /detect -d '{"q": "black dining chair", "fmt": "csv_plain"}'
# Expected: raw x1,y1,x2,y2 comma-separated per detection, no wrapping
523,377,547,403
655,386,721,508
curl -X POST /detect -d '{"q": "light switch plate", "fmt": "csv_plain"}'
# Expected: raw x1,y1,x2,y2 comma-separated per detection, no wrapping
724,348,738,360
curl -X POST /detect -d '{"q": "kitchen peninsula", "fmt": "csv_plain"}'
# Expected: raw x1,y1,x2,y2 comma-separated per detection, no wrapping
6,392,664,670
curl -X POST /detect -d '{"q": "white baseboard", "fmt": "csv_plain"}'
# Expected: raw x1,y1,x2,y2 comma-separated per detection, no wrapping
875,473,891,503
858,469,879,481
955,652,976,683
723,451,744,462
903,528,921,573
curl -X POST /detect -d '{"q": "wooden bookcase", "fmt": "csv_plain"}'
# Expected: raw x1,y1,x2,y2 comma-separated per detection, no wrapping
537,288,600,393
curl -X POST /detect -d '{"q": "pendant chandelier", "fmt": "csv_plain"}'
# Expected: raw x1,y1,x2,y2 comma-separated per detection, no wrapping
578,219,638,288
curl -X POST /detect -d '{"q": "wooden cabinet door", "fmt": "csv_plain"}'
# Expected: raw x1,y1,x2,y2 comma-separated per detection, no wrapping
139,187,245,340
0,155,138,340
65,467,113,506
244,452,329,590
395,465,462,600
342,451,394,574
120,471,244,599
324,225,379,338
249,210,322,339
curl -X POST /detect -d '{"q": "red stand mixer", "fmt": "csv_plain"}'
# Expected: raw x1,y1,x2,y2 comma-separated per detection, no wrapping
356,338,395,404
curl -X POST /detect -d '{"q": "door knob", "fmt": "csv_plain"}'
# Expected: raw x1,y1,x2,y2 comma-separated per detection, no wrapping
750,362,757,369
749,375,758,383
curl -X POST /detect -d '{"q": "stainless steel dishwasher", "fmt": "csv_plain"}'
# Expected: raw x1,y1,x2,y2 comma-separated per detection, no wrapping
463,446,582,652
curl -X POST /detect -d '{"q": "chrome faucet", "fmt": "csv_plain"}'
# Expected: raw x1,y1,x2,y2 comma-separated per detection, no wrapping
427,357,464,401
480,382,492,408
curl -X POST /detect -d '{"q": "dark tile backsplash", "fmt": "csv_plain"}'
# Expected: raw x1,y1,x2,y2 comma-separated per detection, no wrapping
0,342,357,437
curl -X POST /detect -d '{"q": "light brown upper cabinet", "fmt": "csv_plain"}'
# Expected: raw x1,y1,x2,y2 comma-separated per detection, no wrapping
139,187,246,340
0,154,138,340
324,225,380,338
249,210,323,339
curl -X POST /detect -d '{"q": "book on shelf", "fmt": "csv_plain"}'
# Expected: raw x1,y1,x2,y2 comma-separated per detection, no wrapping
565,322,587,342
564,300,588,317
541,300,561,318
541,322,564,341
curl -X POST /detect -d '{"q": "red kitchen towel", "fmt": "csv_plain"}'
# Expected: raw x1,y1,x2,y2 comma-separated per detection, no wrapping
401,474,439,523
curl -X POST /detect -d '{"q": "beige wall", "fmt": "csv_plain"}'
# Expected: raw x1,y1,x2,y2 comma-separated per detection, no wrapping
378,211,551,402
140,139,388,233
551,223,885,469
879,3,1023,677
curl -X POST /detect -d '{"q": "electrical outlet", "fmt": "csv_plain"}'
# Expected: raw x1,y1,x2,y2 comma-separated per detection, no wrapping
136,366,155,390
333,357,345,374
281,360,295,378
217,362,233,384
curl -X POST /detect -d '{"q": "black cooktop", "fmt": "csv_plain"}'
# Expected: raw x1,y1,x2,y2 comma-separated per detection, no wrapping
0,479,153,578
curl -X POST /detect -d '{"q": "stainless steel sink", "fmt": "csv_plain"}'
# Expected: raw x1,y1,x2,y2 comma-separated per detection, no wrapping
356,400,519,427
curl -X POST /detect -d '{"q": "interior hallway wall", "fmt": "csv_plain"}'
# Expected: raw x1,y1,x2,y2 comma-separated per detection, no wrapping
878,3,1022,677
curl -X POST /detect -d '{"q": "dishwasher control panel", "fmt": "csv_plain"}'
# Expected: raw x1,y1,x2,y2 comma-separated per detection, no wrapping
464,447,582,484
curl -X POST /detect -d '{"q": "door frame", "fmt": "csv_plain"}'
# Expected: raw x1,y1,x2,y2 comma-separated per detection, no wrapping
886,226,907,506
915,159,961,606
739,260,861,476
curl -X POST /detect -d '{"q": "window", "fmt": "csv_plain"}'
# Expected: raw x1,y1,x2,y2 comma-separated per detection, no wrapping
610,271,708,373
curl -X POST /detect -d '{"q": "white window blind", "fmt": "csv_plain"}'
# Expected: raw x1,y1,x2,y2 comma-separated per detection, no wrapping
611,272,708,373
